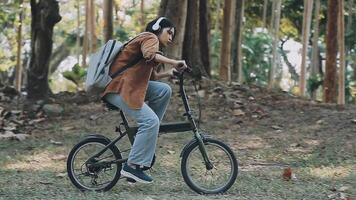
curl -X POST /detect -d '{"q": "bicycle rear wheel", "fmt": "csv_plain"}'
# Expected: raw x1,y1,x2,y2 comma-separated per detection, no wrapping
67,137,122,191
181,138,238,194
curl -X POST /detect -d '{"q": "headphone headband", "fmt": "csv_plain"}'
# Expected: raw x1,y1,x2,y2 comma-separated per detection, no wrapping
152,17,166,31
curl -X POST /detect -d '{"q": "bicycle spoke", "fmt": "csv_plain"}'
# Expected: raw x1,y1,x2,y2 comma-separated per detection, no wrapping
181,139,238,194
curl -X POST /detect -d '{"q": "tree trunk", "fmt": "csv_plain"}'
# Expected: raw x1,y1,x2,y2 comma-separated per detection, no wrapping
158,0,168,17
161,0,188,60
270,0,276,32
268,0,281,89
27,0,61,100
89,0,97,52
311,0,321,99
140,0,145,31
299,0,313,96
82,0,89,67
15,0,24,92
103,0,113,42
262,0,268,28
199,0,211,76
324,0,339,103
219,0,234,82
231,0,244,82
183,0,206,78
337,0,345,105
76,0,80,63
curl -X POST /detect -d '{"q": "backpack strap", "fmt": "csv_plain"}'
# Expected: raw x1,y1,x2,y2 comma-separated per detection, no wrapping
110,34,145,79
110,53,143,79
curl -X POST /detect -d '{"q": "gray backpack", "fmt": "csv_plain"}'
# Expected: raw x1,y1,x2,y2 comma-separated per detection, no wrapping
85,39,141,94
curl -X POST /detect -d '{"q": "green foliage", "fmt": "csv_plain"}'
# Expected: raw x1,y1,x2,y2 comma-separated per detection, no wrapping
62,63,86,86
345,65,356,103
307,74,323,94
114,27,130,42
210,30,222,76
242,31,272,85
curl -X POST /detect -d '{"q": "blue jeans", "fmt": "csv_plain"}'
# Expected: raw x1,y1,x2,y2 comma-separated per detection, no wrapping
104,81,172,167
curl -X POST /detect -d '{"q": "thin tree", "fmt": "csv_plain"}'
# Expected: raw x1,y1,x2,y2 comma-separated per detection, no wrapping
324,0,339,103
82,0,89,67
15,0,24,92
262,0,268,28
27,0,61,100
199,0,211,76
89,0,97,52
268,0,281,89
103,0,113,42
140,0,145,31
337,0,345,105
311,0,321,99
299,0,313,96
231,0,244,82
219,0,234,82
76,0,81,63
183,0,208,78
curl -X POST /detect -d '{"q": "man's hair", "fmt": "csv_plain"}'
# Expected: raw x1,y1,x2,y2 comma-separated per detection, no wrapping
145,17,176,40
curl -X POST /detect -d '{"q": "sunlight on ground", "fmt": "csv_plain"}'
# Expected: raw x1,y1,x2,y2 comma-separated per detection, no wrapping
3,151,66,172
309,165,355,179
236,136,271,150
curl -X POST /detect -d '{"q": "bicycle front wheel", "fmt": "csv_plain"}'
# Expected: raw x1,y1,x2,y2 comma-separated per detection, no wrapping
67,137,122,191
181,138,238,194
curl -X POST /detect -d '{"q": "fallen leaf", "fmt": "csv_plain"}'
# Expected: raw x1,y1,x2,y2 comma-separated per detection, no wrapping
233,109,245,116
90,114,100,120
3,126,17,131
197,90,205,98
56,172,67,178
316,119,325,124
51,154,67,161
0,131,16,140
328,193,337,199
61,126,75,131
338,186,349,192
14,134,29,141
11,110,22,115
50,140,63,145
290,143,301,147
28,118,46,125
272,125,282,130
39,181,53,185
167,150,175,154
283,167,292,181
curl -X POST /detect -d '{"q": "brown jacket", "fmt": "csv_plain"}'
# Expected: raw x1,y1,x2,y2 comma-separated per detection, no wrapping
102,32,161,109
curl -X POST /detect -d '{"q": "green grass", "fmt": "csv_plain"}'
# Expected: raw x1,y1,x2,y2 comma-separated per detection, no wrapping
0,105,355,200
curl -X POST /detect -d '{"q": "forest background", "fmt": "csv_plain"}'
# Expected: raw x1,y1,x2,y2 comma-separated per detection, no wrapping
0,0,355,200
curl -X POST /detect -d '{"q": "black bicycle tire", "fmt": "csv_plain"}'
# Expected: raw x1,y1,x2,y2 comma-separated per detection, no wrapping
181,138,238,194
67,137,122,191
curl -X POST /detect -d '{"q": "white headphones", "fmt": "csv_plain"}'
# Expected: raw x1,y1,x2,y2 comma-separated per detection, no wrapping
152,17,166,31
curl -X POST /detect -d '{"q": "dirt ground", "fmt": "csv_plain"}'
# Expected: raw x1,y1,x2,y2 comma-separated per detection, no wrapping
0,80,355,200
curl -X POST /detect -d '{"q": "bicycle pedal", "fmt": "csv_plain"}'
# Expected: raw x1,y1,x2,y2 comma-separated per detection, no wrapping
126,178,136,184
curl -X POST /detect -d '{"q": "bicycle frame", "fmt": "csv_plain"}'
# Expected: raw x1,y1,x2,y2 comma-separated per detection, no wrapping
89,71,213,169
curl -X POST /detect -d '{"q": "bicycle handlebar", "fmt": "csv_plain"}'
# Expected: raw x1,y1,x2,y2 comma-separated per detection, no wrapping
173,67,192,77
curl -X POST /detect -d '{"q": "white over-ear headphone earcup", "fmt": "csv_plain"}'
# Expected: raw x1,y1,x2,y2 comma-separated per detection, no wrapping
152,17,165,31
152,23,160,31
